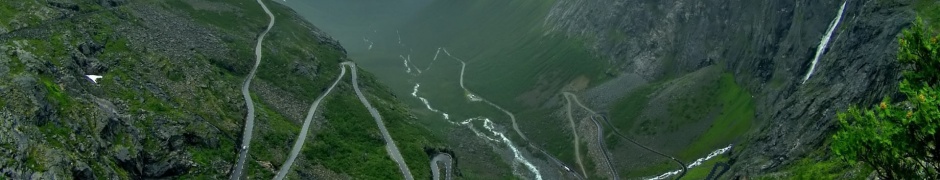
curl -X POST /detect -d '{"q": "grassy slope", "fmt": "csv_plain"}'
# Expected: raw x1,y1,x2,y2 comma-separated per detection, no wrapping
167,0,444,179
0,0,440,178
607,66,755,177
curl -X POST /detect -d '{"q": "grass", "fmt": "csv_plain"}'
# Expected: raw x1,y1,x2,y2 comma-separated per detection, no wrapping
188,132,235,165
915,0,940,31
163,0,266,34
0,0,442,178
754,143,872,180
368,88,442,180
303,89,400,179
683,155,730,179
25,146,46,172
250,95,300,166
0,3,15,27
605,67,755,176
678,73,754,160
777,158,862,179
608,82,661,137
0,0,49,31
38,122,71,147
622,160,675,178
40,76,72,107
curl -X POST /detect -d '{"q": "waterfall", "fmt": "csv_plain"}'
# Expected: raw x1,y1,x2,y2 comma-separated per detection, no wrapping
802,1,848,84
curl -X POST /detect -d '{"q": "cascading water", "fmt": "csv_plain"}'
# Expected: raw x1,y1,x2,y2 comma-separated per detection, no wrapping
802,1,848,84
648,145,733,180
460,117,543,180
400,55,413,74
395,46,545,179
411,83,450,120
362,37,373,50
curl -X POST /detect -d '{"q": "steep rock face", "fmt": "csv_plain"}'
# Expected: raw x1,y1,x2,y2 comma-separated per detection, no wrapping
546,0,912,176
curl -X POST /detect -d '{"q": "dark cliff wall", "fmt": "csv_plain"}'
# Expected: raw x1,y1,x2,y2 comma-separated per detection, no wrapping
546,0,913,175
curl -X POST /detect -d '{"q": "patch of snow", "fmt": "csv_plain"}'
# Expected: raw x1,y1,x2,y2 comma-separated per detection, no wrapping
86,75,103,84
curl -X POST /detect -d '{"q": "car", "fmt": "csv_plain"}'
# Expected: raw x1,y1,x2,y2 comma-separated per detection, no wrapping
242,145,248,150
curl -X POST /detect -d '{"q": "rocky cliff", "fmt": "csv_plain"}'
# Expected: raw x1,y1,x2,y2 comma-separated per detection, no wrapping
545,0,915,177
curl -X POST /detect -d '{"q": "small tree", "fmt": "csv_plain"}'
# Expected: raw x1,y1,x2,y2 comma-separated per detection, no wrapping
832,18,940,179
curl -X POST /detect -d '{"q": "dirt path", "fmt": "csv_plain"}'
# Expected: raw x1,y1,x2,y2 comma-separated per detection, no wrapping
564,93,589,177
563,92,619,179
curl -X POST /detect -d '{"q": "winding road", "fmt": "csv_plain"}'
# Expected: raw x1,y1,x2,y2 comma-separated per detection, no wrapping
563,92,619,180
445,49,529,143
230,0,274,178
271,62,414,179
345,62,415,180
273,65,346,180
430,153,454,180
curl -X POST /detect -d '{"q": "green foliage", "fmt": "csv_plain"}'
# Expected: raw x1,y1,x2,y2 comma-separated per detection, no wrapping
40,76,72,107
305,91,400,179
679,73,754,160
609,82,661,136
914,0,940,31
898,19,940,88
763,143,873,180
785,157,863,180
25,146,46,171
833,18,940,179
683,156,729,179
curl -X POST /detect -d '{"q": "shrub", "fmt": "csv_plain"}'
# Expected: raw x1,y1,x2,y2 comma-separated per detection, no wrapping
832,18,940,179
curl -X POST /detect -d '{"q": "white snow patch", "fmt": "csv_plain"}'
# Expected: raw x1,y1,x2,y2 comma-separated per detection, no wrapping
86,75,103,83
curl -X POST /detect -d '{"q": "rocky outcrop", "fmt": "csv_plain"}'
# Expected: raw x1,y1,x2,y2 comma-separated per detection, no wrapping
0,0,360,178
546,0,913,176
